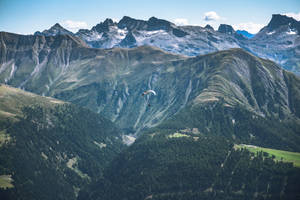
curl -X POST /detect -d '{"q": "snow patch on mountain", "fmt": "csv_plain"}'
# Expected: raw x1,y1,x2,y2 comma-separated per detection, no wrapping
287,29,297,35
82,31,103,42
110,26,127,40
267,31,276,35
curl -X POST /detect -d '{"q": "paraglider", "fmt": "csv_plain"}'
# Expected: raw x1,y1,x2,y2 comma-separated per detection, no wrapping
142,90,156,107
142,90,156,96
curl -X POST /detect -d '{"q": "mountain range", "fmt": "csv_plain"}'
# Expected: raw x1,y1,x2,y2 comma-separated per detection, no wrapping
33,14,300,75
1,30,300,134
0,13,300,200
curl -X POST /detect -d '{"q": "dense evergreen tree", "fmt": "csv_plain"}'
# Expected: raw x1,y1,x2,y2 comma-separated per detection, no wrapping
0,104,125,200
79,100,300,200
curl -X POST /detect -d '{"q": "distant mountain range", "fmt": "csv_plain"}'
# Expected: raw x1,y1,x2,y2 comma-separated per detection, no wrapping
32,14,300,74
236,30,254,38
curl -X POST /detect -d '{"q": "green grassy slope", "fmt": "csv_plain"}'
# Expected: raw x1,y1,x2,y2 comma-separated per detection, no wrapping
235,144,300,168
0,84,63,120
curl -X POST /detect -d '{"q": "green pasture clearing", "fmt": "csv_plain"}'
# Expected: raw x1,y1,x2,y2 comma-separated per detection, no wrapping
168,132,189,138
0,175,14,189
235,144,300,168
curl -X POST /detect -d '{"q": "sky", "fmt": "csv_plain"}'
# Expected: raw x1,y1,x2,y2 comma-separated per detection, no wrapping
0,0,299,35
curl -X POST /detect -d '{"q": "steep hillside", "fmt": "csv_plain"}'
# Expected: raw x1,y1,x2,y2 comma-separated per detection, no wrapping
0,84,63,121
0,85,125,200
78,66,300,199
0,32,185,132
1,31,300,135
73,47,300,200
0,31,88,94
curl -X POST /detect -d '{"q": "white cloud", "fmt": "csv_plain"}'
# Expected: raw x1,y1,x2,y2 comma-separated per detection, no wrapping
112,18,120,23
203,11,221,21
173,18,189,26
233,22,265,34
62,20,88,31
284,12,300,21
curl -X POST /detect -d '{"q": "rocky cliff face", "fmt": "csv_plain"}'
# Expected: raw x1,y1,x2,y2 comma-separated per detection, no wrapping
218,24,235,34
0,32,87,92
266,14,300,33
1,32,299,135
246,14,300,73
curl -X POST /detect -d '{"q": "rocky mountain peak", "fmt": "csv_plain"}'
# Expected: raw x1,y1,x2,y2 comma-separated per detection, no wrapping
117,16,144,30
119,16,135,24
204,24,214,31
34,23,73,36
52,23,64,29
117,16,175,32
147,16,173,31
267,14,300,33
103,18,115,26
92,18,116,33
218,24,235,34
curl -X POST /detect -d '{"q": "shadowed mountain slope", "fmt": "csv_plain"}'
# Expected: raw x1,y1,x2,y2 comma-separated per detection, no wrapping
0,84,125,200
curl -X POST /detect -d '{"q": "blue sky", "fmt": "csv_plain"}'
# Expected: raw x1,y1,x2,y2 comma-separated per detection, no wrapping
0,0,299,34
